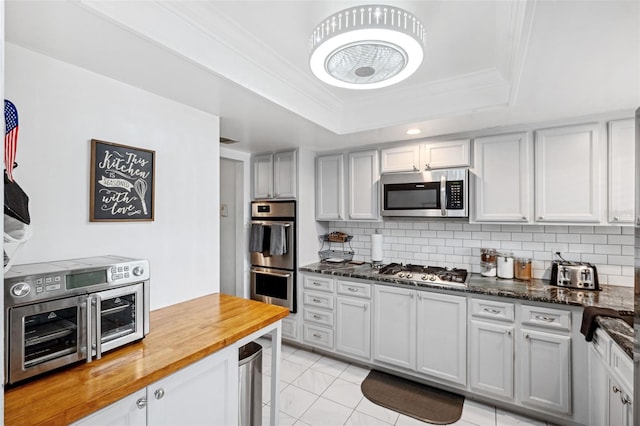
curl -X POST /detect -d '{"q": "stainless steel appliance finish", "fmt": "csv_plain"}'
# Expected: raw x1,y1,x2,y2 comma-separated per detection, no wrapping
550,261,599,290
381,168,468,218
4,255,150,384
633,106,639,426
250,200,297,313
377,263,470,287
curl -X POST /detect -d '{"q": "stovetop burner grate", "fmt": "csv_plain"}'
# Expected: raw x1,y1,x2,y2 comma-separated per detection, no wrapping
377,263,469,284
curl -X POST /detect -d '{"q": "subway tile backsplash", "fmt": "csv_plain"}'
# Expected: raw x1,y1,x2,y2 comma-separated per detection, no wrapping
327,220,635,287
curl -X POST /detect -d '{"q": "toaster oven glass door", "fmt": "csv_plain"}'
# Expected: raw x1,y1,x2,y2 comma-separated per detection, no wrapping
8,296,87,384
93,283,145,356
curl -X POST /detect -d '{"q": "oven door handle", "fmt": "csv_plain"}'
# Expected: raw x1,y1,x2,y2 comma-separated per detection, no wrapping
251,269,292,278
93,294,102,360
85,296,92,363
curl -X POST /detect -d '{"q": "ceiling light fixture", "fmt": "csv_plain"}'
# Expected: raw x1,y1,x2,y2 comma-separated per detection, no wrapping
406,128,421,135
309,5,426,90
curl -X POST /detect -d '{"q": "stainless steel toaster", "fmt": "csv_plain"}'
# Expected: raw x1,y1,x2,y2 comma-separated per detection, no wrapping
550,261,599,290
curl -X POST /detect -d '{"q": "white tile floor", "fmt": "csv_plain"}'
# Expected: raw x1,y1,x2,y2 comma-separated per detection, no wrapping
257,338,554,426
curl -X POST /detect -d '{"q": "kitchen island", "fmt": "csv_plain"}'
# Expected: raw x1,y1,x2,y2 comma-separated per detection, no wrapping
4,293,289,426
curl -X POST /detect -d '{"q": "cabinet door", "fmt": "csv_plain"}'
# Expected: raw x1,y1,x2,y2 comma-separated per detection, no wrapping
607,376,633,426
473,133,531,222
71,390,147,426
608,119,635,223
423,139,470,169
373,286,416,369
348,150,379,220
469,320,514,400
147,345,238,426
416,292,467,385
587,344,607,426
519,330,571,415
274,150,297,199
336,297,371,359
316,154,344,221
380,144,421,173
253,153,274,199
534,124,600,222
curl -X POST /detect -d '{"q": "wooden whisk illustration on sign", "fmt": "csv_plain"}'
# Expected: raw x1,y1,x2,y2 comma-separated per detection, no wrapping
134,178,148,215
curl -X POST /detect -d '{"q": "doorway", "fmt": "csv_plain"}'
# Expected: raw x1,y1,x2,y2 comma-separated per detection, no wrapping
219,157,244,296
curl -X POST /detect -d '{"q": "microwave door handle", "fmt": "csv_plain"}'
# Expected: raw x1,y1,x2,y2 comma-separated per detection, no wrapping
251,270,292,278
440,175,447,217
85,296,92,363
93,294,102,360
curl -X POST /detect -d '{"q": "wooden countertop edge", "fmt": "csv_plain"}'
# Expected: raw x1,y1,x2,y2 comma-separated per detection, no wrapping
5,294,289,426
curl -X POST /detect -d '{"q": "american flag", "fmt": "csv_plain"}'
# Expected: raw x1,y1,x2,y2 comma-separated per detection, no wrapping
4,100,19,182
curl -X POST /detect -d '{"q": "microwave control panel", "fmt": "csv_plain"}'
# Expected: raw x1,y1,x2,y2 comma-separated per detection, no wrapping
446,180,464,209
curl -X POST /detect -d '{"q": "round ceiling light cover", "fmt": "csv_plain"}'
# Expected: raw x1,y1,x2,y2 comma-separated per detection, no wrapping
309,5,426,90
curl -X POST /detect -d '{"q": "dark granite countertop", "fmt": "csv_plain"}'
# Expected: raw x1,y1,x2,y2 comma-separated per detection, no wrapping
300,261,635,358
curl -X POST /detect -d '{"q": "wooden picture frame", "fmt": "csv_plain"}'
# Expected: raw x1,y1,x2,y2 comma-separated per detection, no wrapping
90,139,155,222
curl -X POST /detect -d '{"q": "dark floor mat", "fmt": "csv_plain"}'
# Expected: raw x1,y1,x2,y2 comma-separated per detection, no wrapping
361,370,465,425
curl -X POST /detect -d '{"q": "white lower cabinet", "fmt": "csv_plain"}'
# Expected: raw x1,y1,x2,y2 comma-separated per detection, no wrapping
372,285,416,369
469,320,514,400
416,292,467,385
519,329,571,415
73,345,238,426
336,296,371,359
588,329,634,426
72,389,147,426
373,285,467,385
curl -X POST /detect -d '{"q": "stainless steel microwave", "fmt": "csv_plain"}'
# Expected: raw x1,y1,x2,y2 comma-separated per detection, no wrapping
381,169,468,218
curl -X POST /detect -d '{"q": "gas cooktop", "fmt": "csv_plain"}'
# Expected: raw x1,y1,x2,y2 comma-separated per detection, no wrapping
377,263,469,286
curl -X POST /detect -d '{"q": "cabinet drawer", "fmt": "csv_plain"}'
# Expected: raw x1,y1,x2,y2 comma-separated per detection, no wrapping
304,291,335,310
303,324,334,349
521,305,571,331
281,317,298,340
304,307,334,327
611,343,633,391
471,299,515,322
337,280,371,299
304,275,335,292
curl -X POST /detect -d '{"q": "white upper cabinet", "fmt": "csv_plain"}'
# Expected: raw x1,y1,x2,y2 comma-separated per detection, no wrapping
380,139,470,173
252,153,274,199
380,144,421,173
534,123,601,223
608,118,635,224
252,150,297,199
423,139,471,170
348,150,380,220
473,133,531,223
316,154,344,221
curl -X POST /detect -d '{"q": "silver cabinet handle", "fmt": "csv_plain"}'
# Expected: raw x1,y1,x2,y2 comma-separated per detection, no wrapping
440,175,447,216
524,333,530,340
313,314,322,320
363,304,368,311
313,333,322,339
535,315,555,322
425,163,431,170
313,282,322,286
521,216,527,220
538,216,543,220
136,397,147,409
613,385,621,394
410,292,415,299
413,165,418,171
621,394,632,405
154,388,165,400
313,298,321,303
417,293,423,300
614,216,620,221
483,308,501,315
347,287,359,292
507,330,512,336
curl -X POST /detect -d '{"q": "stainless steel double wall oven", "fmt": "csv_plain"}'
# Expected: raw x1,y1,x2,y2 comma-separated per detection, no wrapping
4,255,150,384
250,200,297,312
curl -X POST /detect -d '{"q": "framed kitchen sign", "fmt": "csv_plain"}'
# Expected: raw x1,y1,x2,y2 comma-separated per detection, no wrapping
90,139,155,222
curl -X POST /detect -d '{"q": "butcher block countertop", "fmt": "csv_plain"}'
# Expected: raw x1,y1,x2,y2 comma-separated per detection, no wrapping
5,293,289,426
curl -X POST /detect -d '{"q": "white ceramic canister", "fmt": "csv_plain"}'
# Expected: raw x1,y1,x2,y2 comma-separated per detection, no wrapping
497,252,514,279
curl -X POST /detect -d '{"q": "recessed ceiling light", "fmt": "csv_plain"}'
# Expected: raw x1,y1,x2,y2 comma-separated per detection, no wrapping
406,128,421,135
309,5,426,90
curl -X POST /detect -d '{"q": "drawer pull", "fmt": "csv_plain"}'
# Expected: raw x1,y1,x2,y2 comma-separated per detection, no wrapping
483,308,501,315
621,394,632,405
313,333,322,339
313,298,321,303
535,315,556,322
313,282,322,286
507,330,512,336
313,314,322,320
363,304,368,311
613,385,621,394
347,287,359,292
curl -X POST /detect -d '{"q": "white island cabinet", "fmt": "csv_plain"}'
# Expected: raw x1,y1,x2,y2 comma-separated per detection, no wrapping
72,345,238,426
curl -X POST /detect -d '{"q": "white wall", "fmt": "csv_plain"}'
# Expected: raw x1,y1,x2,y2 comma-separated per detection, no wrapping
5,44,220,309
